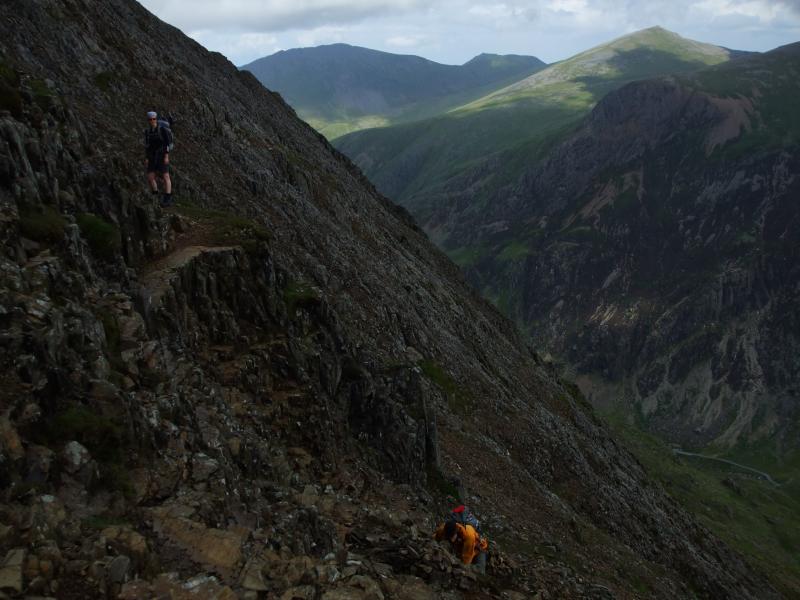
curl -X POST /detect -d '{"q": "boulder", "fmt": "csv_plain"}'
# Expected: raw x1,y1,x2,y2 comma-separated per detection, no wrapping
321,587,366,600
0,418,24,462
25,444,55,484
60,441,91,474
282,585,317,600
0,548,25,594
151,511,244,572
239,557,268,592
101,526,148,564
107,554,131,584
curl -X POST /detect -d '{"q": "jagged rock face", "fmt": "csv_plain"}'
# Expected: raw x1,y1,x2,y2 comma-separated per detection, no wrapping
0,0,783,598
444,48,800,450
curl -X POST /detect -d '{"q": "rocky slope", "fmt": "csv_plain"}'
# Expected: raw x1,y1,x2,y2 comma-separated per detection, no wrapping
0,1,782,598
443,44,800,455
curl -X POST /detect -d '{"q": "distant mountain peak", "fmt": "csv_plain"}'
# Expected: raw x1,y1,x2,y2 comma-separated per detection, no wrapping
242,44,546,138
476,26,731,103
591,25,723,51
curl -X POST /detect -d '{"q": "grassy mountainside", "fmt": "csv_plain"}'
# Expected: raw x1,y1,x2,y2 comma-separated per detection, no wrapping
0,1,784,598
335,27,737,219
242,44,545,138
678,41,800,151
602,407,800,597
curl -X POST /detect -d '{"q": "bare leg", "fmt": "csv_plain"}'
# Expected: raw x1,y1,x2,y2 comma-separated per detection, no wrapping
162,172,172,194
147,172,158,192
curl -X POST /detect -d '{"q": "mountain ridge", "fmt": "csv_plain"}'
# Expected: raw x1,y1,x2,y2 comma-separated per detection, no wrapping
472,26,733,104
334,26,740,220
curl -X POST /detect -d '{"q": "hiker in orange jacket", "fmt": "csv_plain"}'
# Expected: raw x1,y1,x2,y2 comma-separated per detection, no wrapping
434,520,488,573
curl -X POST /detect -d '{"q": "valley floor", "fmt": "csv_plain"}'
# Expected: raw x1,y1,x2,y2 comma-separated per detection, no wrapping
599,407,800,597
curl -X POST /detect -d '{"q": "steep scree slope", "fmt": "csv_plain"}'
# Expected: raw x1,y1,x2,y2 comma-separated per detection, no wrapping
0,1,780,598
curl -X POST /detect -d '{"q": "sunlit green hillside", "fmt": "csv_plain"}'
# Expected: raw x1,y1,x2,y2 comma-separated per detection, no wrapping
470,25,730,110
241,44,546,139
335,27,735,215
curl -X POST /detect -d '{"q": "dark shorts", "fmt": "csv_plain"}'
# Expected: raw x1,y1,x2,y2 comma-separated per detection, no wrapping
146,153,170,174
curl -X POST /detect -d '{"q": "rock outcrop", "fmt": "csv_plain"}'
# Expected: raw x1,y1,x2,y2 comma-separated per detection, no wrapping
0,1,782,598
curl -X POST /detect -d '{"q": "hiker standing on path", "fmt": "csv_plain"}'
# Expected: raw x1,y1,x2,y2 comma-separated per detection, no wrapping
144,110,173,207
434,505,489,574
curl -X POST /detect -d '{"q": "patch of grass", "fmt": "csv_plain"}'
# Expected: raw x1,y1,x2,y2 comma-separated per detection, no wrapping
98,309,121,353
562,225,604,243
419,359,474,415
0,82,22,117
0,60,17,86
29,78,55,111
419,359,458,396
283,280,321,315
51,405,125,463
447,245,485,268
497,240,532,262
96,308,127,375
30,403,135,498
19,206,66,244
310,115,392,140
99,462,135,498
94,71,114,92
174,201,270,251
0,60,21,117
77,213,121,261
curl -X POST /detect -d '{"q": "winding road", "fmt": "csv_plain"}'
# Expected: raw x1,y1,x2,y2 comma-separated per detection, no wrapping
672,449,780,487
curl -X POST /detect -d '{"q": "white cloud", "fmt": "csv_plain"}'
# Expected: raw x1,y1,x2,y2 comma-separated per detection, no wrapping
466,2,539,22
233,32,280,50
190,30,283,64
139,0,800,66
140,0,426,33
296,26,349,46
386,34,425,47
547,0,588,13
693,0,782,21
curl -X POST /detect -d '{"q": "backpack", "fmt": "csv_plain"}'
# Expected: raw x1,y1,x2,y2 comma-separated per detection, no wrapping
446,505,481,534
157,114,174,152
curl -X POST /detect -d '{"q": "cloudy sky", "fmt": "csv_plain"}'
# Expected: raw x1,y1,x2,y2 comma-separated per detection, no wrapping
138,0,800,66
